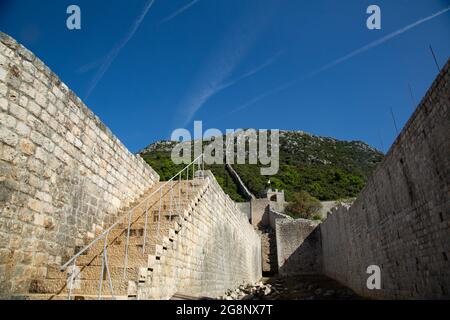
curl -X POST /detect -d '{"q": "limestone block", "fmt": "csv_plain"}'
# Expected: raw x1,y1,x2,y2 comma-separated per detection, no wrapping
0,126,18,147
0,66,6,81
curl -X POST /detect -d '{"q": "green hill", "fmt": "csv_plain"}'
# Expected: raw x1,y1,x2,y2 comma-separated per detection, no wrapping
139,130,384,202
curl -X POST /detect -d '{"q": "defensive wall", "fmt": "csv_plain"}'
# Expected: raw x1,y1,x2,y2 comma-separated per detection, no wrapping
273,59,450,299
137,171,262,299
320,59,450,299
0,33,263,299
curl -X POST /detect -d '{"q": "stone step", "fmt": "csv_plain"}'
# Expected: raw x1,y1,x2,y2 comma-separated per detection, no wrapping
79,236,171,264
105,225,173,241
67,224,176,270
29,278,131,296
114,217,180,231
110,229,177,246
27,293,129,300
76,246,152,267
120,199,191,214
114,184,196,215
46,266,139,281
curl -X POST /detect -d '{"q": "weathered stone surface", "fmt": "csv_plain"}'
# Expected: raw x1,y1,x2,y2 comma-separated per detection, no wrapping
269,59,450,299
137,172,262,300
275,218,321,276
319,59,450,299
0,32,160,298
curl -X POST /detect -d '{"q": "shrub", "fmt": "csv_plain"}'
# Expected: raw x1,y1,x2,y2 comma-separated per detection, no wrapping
286,191,323,220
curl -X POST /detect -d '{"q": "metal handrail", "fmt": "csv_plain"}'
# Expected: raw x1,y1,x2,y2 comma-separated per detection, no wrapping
60,154,204,272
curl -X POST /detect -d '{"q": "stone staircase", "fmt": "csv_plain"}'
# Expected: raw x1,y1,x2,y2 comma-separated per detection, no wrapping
260,228,278,276
26,177,209,300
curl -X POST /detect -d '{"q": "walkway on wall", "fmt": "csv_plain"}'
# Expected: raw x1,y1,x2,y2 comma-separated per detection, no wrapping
225,164,256,200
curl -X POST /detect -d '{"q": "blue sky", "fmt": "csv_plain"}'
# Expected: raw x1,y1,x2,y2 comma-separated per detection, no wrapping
1,0,449,153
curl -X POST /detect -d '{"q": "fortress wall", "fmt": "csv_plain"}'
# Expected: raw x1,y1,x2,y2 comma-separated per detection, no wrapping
225,164,255,200
268,208,290,230
236,202,251,220
320,60,450,299
139,171,262,299
0,33,159,297
250,198,270,227
275,217,321,276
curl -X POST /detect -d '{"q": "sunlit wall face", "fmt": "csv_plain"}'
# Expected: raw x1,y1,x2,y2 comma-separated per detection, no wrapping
0,0,449,154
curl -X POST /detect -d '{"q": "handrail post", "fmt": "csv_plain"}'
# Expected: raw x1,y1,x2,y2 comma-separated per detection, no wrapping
178,174,181,214
67,257,77,300
169,180,174,221
104,234,115,300
157,187,163,238
202,154,205,178
123,210,132,278
142,200,149,254
98,241,106,300
186,167,189,203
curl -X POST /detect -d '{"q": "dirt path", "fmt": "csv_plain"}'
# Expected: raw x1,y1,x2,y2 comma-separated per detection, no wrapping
259,275,363,300
221,275,363,300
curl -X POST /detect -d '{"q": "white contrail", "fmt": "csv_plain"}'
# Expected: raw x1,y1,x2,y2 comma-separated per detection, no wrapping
84,0,155,99
217,50,283,92
182,51,282,126
308,5,450,77
228,6,450,115
158,0,202,25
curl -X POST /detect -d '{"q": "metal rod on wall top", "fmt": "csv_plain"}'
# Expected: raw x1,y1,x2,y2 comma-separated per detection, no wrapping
429,45,441,73
390,107,399,136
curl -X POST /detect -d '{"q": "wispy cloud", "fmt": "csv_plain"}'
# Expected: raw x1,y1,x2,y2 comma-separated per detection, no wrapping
84,0,155,100
180,51,282,126
217,50,283,92
76,58,103,74
228,6,450,115
158,0,202,25
175,6,277,127
307,6,450,77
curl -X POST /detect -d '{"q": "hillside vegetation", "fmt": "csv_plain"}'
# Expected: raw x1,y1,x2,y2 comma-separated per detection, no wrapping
139,131,384,203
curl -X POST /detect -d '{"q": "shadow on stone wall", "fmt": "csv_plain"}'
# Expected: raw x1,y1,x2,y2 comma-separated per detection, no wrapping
276,221,322,277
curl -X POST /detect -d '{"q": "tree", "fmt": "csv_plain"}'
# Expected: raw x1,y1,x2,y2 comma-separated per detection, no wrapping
286,191,323,220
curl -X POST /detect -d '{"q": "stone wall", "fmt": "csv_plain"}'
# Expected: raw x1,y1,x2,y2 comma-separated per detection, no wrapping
268,208,290,230
0,33,160,297
275,217,321,276
226,164,255,200
250,198,270,228
138,171,262,299
236,202,251,221
320,59,450,299
318,200,339,220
